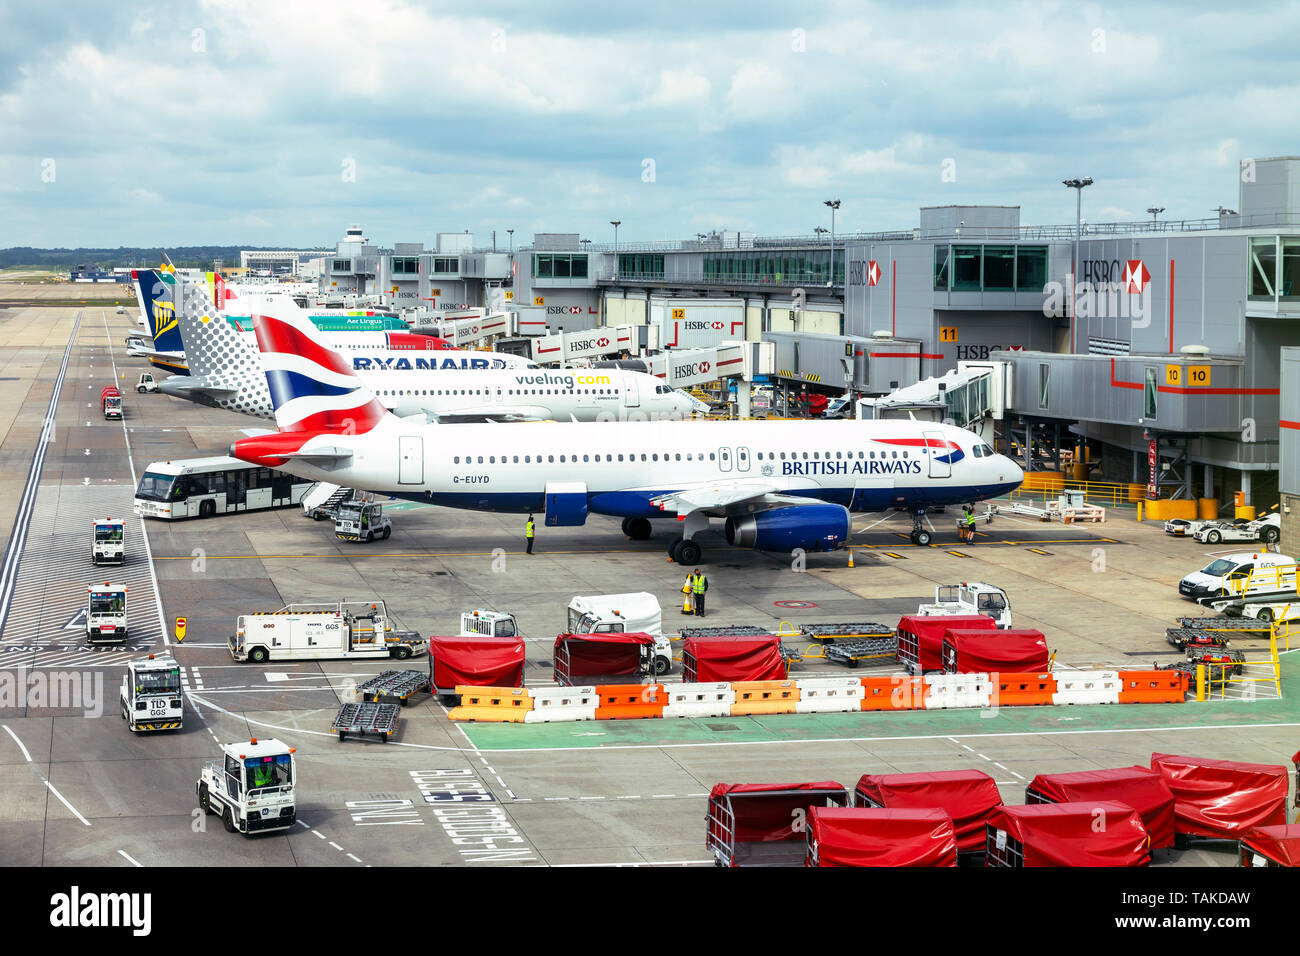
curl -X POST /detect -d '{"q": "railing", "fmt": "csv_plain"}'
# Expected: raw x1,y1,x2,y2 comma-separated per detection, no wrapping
1197,629,1283,701
1009,477,1140,508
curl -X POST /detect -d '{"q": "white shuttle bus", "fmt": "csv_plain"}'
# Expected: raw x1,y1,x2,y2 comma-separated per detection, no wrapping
134,456,314,520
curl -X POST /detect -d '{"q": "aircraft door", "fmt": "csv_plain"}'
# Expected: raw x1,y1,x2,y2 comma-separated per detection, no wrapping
398,435,423,484
924,429,951,479
736,446,751,472
624,378,640,408
718,447,733,472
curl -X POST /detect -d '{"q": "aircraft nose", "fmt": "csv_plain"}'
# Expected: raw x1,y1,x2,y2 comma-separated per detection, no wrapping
1000,454,1024,486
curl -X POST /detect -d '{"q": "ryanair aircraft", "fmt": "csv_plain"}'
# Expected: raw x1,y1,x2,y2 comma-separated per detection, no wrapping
169,301,694,421
230,311,1025,563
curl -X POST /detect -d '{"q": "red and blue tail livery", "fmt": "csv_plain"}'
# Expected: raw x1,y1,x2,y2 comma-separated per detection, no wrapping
252,312,389,435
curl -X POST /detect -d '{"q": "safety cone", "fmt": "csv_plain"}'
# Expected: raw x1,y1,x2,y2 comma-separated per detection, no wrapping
848,550,855,568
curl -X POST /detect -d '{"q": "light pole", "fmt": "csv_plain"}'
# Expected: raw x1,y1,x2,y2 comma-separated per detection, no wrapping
1146,206,1165,224
1062,178,1093,353
506,229,513,253
823,199,840,287
610,220,621,279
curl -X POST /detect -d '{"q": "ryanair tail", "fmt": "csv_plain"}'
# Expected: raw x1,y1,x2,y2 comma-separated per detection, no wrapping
131,268,189,374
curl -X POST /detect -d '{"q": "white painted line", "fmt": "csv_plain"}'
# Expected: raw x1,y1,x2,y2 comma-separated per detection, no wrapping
347,853,361,863
313,830,326,840
544,797,570,802
296,820,311,829
329,842,343,851
461,720,1300,753
46,780,91,826
3,724,33,762
975,753,991,761
117,849,143,867
551,859,713,867
616,795,642,800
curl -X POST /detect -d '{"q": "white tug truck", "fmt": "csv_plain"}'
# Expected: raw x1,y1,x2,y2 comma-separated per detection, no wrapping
460,609,520,638
120,654,183,732
198,737,296,836
334,500,392,542
916,582,1013,629
92,517,125,565
87,583,128,644
231,601,425,663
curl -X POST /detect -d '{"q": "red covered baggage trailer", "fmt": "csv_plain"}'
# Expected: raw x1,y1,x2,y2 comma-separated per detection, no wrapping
805,807,957,867
428,635,524,705
683,635,785,683
1150,752,1289,843
1026,766,1176,850
100,385,122,420
986,802,1151,867
706,782,849,867
553,632,656,686
1240,824,1300,867
854,769,1003,859
896,614,995,674
941,629,1049,674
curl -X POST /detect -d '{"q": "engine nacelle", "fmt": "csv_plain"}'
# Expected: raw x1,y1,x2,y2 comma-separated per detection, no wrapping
724,504,850,553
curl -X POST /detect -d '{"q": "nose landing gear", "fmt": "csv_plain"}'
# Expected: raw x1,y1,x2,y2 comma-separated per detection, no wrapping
908,509,933,547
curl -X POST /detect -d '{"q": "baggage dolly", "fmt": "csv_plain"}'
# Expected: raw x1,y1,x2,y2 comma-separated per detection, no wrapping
331,702,399,742
356,669,431,706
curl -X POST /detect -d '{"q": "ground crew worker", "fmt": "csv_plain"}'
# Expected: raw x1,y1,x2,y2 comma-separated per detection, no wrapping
965,505,977,545
681,574,695,615
525,514,535,555
691,569,709,617
959,504,971,542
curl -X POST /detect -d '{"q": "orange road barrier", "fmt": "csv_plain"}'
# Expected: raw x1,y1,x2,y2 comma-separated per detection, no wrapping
730,680,800,716
859,675,926,711
595,683,667,719
1117,670,1190,704
994,673,1058,707
447,686,533,723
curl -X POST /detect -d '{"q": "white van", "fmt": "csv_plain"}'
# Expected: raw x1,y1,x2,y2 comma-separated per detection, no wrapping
1178,552,1297,603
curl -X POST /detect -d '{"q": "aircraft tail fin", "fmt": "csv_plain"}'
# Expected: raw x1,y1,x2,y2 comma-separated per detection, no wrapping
250,310,391,435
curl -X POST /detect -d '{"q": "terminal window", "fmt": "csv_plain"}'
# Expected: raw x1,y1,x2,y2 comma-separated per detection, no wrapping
1038,364,1050,409
392,257,419,275
934,246,951,290
1144,368,1158,419
432,257,459,274
952,246,982,290
1250,237,1277,300
983,246,1015,290
535,254,588,279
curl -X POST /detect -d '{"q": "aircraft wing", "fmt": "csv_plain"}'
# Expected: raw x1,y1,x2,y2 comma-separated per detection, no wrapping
648,481,809,517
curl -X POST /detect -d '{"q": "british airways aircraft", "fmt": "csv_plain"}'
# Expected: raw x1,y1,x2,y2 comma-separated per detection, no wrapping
167,301,698,422
231,312,1025,563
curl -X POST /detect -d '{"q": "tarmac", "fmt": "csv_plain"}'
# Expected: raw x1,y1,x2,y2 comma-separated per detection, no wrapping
0,304,1294,867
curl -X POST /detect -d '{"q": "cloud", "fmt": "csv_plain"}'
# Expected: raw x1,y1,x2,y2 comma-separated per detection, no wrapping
0,0,1296,246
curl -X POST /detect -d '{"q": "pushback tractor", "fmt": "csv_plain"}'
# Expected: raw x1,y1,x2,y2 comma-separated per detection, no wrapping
197,737,296,836
120,654,183,732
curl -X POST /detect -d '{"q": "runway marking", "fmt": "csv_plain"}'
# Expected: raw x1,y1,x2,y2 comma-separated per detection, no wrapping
117,850,143,867
946,550,970,558
102,312,170,649
551,859,713,867
1027,548,1052,555
3,723,91,827
0,311,81,635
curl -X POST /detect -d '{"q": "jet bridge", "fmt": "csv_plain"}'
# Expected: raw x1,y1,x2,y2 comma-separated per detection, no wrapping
857,361,1009,443
530,325,639,364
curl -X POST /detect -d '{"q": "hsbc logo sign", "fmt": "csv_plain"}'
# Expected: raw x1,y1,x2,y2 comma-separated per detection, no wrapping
683,320,724,331
546,306,583,315
1122,259,1150,294
569,336,609,352
1080,258,1149,291
868,260,881,286
596,337,610,348
674,362,710,377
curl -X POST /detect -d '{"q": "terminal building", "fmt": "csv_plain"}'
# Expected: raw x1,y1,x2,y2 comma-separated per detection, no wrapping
317,156,1300,515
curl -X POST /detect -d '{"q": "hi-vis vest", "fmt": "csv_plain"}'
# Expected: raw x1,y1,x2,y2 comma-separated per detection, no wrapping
692,574,706,594
526,520,535,538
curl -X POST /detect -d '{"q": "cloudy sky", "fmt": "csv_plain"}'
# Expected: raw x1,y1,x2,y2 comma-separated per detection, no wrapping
2,0,1297,249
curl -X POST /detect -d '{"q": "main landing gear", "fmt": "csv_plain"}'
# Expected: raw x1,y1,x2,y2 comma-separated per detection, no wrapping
908,509,933,547
621,517,652,540
667,538,702,565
